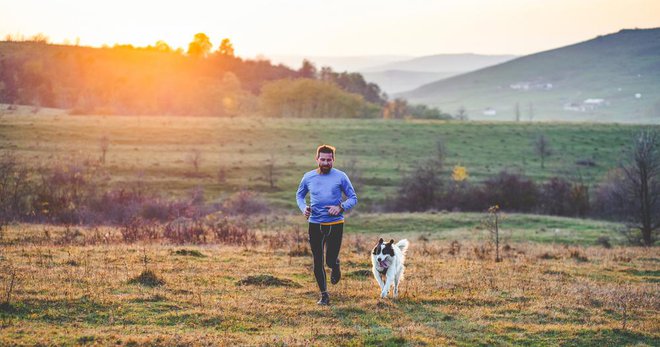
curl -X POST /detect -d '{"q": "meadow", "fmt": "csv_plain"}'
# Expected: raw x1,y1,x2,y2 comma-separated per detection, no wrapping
0,111,654,210
0,222,658,346
1,111,658,345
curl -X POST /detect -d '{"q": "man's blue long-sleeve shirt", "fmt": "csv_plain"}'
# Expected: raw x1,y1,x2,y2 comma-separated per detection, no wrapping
296,168,358,224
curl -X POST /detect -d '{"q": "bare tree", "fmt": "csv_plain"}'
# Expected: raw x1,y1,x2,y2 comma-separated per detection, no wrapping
435,137,447,168
534,134,552,169
514,102,520,122
455,106,468,121
186,149,202,174
482,205,502,262
99,135,110,164
266,154,277,189
618,130,660,245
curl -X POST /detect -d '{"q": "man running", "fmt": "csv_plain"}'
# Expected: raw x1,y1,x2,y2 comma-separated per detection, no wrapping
296,144,358,305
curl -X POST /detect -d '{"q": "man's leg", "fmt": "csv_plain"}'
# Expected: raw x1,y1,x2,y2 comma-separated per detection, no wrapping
324,223,343,285
308,223,329,304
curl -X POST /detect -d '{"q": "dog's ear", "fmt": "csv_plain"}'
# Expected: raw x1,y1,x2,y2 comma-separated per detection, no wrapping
389,239,394,244
378,238,383,243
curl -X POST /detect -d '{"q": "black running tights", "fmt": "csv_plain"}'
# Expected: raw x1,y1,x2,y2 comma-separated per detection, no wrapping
308,223,343,293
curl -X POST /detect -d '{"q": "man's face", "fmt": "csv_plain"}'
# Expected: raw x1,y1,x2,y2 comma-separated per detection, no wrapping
316,152,334,174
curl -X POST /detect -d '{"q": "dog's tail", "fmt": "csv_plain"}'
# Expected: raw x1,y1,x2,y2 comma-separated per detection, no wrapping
396,239,409,255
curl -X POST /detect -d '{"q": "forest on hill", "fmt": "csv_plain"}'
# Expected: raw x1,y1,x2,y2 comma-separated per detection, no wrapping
0,34,450,119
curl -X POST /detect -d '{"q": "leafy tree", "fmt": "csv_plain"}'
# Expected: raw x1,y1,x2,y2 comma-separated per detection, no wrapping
187,33,213,58
298,59,317,79
452,166,468,182
315,66,386,105
153,40,173,52
218,38,234,57
384,98,408,119
259,78,380,118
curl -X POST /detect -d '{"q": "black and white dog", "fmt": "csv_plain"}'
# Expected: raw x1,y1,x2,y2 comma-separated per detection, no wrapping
371,238,409,298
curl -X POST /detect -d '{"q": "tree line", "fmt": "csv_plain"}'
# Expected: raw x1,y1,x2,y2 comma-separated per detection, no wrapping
0,34,450,119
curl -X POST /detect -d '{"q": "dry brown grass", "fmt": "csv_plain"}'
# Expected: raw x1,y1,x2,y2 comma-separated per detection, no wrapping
0,224,658,346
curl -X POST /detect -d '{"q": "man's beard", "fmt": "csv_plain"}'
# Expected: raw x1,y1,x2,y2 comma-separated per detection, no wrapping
319,165,332,173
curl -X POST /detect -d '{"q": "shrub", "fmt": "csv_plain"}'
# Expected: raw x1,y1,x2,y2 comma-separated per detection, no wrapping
163,217,207,244
596,236,612,248
480,171,538,212
222,190,269,215
393,162,442,212
128,270,165,287
120,217,161,243
208,217,257,246
236,274,300,287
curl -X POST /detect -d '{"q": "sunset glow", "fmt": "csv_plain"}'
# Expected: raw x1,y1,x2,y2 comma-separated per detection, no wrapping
2,0,659,58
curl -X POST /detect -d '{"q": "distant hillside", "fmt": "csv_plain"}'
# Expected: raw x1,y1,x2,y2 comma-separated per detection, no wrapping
267,54,411,72
362,53,517,73
361,70,455,94
360,53,516,95
400,28,660,123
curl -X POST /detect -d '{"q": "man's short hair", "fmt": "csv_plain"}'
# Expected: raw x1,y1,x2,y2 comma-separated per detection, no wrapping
316,144,336,158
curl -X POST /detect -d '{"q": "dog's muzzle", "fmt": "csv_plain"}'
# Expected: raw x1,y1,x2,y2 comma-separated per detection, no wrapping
378,259,389,273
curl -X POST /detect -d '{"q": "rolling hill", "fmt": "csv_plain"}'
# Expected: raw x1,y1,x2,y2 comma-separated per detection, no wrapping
400,28,660,123
360,70,455,94
361,54,517,94
361,53,517,73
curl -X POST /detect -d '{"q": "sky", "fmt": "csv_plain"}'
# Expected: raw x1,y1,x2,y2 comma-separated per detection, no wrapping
1,0,659,59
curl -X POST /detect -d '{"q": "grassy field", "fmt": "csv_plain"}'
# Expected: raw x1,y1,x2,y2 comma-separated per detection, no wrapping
0,223,658,346
1,113,656,210
1,111,657,345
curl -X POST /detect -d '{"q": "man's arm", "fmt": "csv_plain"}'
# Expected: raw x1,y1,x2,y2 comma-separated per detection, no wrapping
296,175,309,213
340,173,358,211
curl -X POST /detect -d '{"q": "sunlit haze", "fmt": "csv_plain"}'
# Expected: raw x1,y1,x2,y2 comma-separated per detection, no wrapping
2,0,659,58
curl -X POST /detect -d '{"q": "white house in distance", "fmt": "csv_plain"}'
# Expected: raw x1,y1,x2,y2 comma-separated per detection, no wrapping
563,98,610,112
509,82,553,91
483,107,497,116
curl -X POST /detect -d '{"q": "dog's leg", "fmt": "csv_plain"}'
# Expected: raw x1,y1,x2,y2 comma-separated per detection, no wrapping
372,268,385,292
393,271,401,298
381,273,394,298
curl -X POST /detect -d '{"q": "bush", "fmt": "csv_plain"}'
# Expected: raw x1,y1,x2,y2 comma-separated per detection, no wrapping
480,171,538,212
163,217,207,244
538,177,589,217
120,217,161,243
208,217,257,246
392,162,442,212
222,190,269,215
128,270,165,287
596,236,612,248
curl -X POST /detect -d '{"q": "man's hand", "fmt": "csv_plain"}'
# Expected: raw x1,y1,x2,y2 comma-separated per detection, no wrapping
304,206,311,219
325,205,343,216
